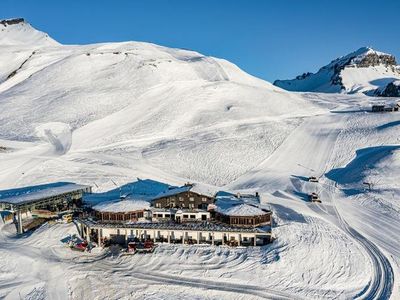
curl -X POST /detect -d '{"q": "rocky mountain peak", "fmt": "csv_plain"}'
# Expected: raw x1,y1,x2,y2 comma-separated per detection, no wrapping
0,18,58,46
0,18,26,27
274,47,399,95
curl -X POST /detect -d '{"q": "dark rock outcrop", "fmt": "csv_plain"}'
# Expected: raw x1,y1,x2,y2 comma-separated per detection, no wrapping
376,81,400,97
0,18,25,27
356,53,396,68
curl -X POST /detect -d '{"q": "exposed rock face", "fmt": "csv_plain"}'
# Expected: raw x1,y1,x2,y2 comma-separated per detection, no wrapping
295,72,312,80
326,49,397,88
376,80,400,97
355,53,396,68
274,47,400,95
0,18,25,27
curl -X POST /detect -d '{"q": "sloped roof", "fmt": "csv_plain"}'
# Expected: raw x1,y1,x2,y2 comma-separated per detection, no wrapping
216,203,267,217
93,198,150,213
214,194,270,217
152,183,216,200
0,182,91,206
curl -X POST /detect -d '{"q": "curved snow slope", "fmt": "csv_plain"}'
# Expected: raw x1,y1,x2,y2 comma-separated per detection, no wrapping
340,65,400,94
326,145,400,185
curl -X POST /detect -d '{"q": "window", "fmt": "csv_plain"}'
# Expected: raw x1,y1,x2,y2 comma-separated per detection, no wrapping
190,215,196,219
202,197,207,202
189,197,194,202
156,203,161,208
165,214,170,217
201,214,207,221
183,214,188,218
189,203,194,209
179,197,183,201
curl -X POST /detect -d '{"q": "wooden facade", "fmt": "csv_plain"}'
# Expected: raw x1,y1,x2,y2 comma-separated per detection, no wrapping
94,210,145,223
152,191,214,210
215,211,271,227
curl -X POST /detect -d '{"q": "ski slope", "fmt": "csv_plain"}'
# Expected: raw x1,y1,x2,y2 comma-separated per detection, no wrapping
230,96,399,299
0,20,399,300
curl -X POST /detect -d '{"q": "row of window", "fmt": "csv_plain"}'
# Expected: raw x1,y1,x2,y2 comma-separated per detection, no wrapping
153,213,171,218
164,196,209,203
155,203,197,209
98,212,144,221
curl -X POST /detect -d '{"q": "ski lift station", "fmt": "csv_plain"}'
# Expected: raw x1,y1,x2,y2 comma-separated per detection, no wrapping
0,182,92,234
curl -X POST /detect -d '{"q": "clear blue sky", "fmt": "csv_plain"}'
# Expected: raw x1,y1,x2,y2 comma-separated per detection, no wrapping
1,0,399,82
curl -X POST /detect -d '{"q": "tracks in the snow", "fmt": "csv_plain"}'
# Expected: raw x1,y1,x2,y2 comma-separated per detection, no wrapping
321,182,394,300
71,253,295,300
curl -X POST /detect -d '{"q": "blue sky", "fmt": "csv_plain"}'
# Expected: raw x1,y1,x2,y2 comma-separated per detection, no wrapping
1,0,399,82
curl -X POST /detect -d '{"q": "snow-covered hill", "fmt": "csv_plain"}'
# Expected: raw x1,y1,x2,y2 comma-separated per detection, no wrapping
0,18,320,186
0,19,399,300
274,47,400,96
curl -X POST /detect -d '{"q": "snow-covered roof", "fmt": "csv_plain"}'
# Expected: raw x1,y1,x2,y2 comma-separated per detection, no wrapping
216,203,268,217
0,182,91,206
152,183,216,200
214,195,270,217
93,198,150,213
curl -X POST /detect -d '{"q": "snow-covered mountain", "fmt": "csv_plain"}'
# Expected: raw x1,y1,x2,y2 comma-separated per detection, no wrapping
274,47,400,96
1,19,399,300
0,18,318,186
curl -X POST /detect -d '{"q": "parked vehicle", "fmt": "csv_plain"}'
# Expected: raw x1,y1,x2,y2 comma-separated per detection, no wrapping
308,176,319,183
71,241,88,252
228,239,239,247
62,213,73,223
134,240,156,253
309,192,321,203
127,242,136,254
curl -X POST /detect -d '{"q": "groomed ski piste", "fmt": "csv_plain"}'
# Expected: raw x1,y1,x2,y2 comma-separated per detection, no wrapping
0,19,399,299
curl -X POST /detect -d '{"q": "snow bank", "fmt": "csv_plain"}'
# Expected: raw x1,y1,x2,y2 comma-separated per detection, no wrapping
35,122,72,154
